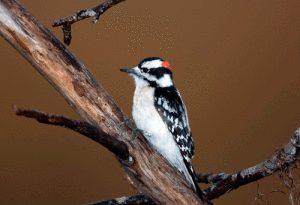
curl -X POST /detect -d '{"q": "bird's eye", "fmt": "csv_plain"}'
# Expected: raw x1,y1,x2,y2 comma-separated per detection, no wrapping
141,68,149,73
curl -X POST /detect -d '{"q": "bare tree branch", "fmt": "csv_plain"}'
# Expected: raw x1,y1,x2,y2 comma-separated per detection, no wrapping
52,0,125,45
0,1,212,204
12,104,130,161
198,127,300,200
52,0,125,26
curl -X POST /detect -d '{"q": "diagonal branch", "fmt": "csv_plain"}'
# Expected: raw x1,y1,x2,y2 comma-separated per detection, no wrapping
12,104,130,161
198,127,300,200
1,1,212,204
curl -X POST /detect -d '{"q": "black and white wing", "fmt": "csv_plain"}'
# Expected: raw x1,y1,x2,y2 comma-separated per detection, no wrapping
154,85,204,198
154,86,205,198
154,86,194,161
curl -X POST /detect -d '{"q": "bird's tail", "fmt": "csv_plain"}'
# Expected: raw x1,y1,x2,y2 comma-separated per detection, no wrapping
183,159,205,199
183,159,214,205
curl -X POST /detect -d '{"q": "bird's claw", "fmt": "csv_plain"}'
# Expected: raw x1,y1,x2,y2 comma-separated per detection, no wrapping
121,119,142,141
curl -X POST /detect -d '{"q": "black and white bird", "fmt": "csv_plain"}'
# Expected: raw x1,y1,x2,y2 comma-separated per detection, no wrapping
120,57,203,198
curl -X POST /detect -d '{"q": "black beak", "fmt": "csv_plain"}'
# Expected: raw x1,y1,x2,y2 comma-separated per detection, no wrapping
120,68,135,74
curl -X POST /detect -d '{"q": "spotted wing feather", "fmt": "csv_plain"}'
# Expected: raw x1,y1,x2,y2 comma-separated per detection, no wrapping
154,86,205,198
154,86,194,161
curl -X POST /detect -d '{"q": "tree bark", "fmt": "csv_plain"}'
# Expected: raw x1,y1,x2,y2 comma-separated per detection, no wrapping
0,1,212,204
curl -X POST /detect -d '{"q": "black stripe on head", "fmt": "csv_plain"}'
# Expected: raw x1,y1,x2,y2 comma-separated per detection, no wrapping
149,67,173,79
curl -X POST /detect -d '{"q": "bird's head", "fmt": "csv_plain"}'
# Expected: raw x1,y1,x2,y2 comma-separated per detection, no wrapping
120,57,173,88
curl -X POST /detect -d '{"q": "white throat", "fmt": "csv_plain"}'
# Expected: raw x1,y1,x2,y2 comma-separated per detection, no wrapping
132,75,149,89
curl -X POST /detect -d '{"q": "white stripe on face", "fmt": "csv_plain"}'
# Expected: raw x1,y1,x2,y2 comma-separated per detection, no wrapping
141,59,162,69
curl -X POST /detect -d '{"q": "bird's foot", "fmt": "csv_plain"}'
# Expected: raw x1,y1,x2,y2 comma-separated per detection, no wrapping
121,119,145,141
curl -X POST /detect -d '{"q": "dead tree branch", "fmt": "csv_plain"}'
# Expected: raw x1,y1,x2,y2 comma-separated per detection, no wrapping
52,0,125,45
12,104,130,161
0,1,212,204
52,0,125,26
198,127,300,200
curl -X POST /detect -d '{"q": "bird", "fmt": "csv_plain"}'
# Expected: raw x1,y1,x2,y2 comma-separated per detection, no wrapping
120,57,204,198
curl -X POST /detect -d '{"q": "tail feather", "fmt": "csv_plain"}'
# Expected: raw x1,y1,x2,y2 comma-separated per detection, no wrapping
182,158,205,199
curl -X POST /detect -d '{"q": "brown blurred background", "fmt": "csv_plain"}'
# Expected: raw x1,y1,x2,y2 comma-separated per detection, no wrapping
1,0,300,204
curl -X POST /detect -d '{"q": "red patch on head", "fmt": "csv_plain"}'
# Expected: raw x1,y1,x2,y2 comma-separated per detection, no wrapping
162,61,171,71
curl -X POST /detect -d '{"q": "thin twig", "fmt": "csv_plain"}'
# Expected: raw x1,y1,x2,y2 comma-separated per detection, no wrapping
52,0,125,45
12,104,131,162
